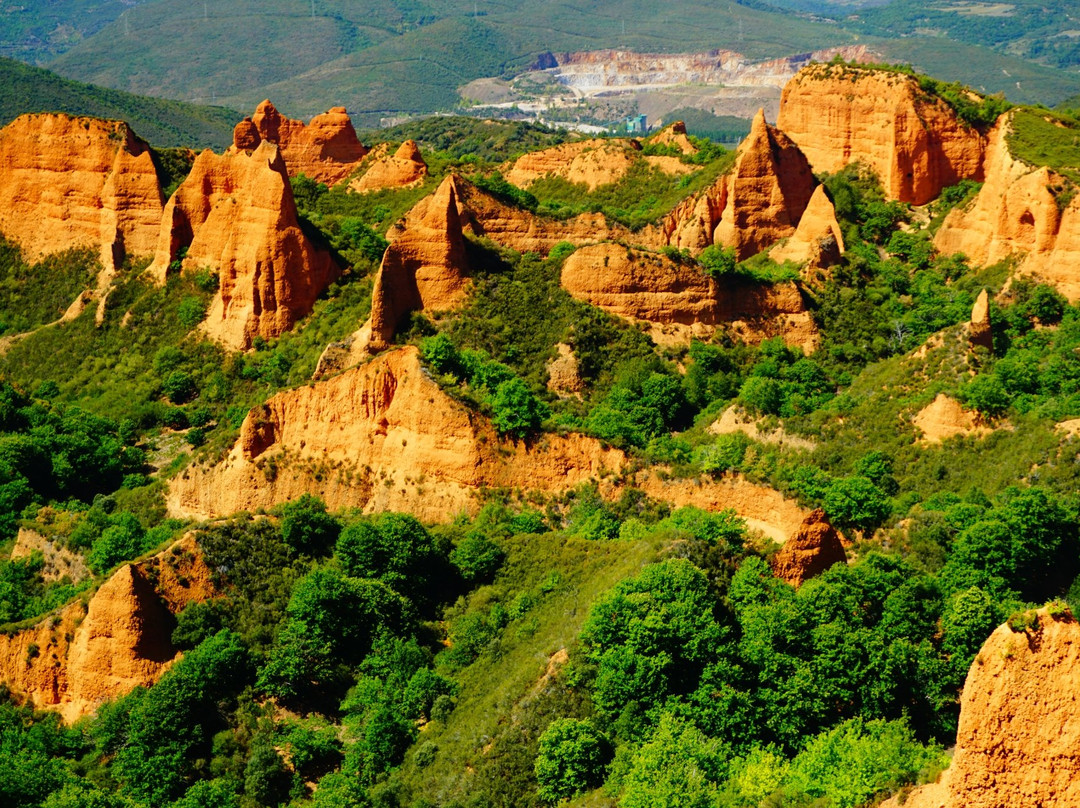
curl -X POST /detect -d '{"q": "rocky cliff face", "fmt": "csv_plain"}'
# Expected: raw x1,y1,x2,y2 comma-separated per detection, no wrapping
883,608,1080,808
169,346,625,522
0,535,215,722
0,112,164,273
777,64,986,205
646,110,815,260
363,175,470,352
148,141,339,350
769,508,846,586
560,242,817,350
935,116,1080,302
349,141,428,193
235,100,368,185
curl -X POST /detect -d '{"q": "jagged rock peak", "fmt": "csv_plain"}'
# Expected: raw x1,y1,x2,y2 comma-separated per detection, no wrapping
148,140,339,350
713,107,816,260
233,99,367,185
769,508,847,586
349,139,429,193
769,184,846,272
935,114,1080,302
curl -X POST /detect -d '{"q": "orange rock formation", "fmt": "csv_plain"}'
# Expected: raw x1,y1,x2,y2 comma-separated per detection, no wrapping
149,141,339,350
451,174,625,254
650,121,698,155
234,100,368,185
0,113,164,273
169,346,625,522
769,509,847,586
646,110,815,260
969,288,993,350
560,243,817,350
913,394,991,444
769,184,845,271
349,141,429,193
935,115,1080,302
505,137,692,190
713,110,816,259
883,608,1080,808
0,535,215,722
777,64,986,205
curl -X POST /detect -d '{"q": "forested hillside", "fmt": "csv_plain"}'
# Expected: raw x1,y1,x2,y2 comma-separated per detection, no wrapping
0,62,1079,808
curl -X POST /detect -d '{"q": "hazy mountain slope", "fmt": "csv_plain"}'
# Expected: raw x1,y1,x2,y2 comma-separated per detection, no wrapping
875,36,1080,107
0,57,238,148
43,0,856,118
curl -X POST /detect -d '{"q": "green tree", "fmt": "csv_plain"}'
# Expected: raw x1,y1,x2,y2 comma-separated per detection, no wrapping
534,719,611,804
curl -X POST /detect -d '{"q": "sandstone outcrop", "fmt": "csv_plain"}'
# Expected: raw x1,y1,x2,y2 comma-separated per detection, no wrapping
234,100,368,185
969,288,993,350
646,110,815,260
913,394,991,444
451,174,625,254
635,473,810,544
935,116,1080,302
708,405,816,451
546,343,584,395
713,109,816,259
349,141,428,193
883,608,1080,808
10,528,90,584
560,242,817,350
769,508,846,586
777,64,986,205
149,141,339,350
169,346,625,522
768,184,845,272
650,121,697,155
0,112,164,273
0,535,215,722
505,138,693,190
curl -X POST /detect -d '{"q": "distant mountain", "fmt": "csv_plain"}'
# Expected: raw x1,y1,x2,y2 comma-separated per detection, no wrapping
0,0,1076,124
0,57,238,149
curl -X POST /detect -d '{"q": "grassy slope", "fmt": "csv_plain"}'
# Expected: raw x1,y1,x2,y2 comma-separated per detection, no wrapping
0,57,238,149
1008,108,1080,186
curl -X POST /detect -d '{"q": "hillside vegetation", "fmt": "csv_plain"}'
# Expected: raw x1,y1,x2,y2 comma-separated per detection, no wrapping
0,57,238,148
1,64,1080,808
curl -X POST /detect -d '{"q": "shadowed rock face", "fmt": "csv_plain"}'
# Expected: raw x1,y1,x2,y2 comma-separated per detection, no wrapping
769,508,846,586
234,100,368,185
0,112,164,273
777,64,986,205
0,535,215,723
935,114,1080,302
148,141,340,350
883,609,1080,808
769,184,845,272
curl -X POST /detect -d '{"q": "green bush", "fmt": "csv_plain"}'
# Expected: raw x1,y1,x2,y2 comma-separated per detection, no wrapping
534,718,611,804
